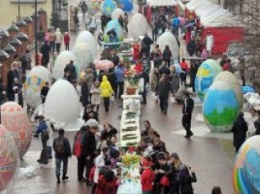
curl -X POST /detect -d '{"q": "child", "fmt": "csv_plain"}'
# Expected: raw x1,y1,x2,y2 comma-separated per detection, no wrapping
141,158,155,194
63,32,70,50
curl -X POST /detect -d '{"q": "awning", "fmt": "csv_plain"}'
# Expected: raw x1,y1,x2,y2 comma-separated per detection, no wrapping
148,0,178,7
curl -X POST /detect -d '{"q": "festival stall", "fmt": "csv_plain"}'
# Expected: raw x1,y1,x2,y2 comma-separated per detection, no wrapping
146,0,178,23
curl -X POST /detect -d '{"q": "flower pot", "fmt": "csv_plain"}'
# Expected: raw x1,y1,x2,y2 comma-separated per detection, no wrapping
126,87,137,95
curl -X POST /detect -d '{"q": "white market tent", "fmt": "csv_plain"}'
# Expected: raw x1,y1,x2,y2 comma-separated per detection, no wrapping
195,5,219,17
148,0,178,6
194,1,215,15
186,0,209,11
200,8,229,23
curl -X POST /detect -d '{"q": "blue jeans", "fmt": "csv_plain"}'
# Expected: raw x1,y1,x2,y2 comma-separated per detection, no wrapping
55,157,68,176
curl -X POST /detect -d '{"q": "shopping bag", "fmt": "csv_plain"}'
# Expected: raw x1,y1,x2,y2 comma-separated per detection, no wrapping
160,175,170,187
110,95,115,102
170,96,176,103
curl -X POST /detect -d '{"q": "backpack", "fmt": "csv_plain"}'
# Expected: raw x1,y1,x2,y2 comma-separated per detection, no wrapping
41,130,49,141
73,133,83,157
54,138,65,155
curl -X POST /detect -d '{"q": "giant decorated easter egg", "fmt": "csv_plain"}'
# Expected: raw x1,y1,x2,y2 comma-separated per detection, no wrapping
128,13,149,39
75,31,97,58
44,79,81,130
0,125,19,192
203,81,240,131
111,8,124,19
101,0,115,16
29,66,51,83
1,102,32,158
214,71,243,109
23,76,46,108
103,19,124,43
195,59,222,101
157,30,179,60
53,51,75,80
233,136,260,194
120,0,133,12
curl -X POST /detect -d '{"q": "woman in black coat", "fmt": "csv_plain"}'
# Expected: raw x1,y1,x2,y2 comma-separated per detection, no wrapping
231,112,248,153
179,166,197,194
81,79,89,108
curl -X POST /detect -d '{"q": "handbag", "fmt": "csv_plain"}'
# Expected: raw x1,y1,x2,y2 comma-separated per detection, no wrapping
160,175,170,187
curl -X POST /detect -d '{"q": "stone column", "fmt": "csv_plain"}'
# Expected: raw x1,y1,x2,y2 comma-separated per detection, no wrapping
0,31,10,50
0,50,10,85
9,38,22,56
15,32,29,54
24,16,34,44
8,24,20,39
16,19,28,35
3,45,16,84
38,9,48,32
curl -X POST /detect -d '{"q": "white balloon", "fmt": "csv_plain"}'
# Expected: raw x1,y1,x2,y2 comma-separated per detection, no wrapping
29,66,51,83
128,13,149,39
44,79,81,130
72,42,94,75
75,31,97,58
53,51,75,80
157,30,179,60
111,8,124,19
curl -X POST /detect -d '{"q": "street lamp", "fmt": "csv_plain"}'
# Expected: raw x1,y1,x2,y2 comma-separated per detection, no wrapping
34,0,38,65
18,0,21,19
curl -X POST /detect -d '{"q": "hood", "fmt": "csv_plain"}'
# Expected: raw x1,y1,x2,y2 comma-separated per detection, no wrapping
56,28,60,32
102,75,108,81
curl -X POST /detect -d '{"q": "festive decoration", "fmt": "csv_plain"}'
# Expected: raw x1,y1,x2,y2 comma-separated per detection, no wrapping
0,125,19,192
72,42,94,76
195,59,222,101
101,0,116,16
23,76,46,108
233,136,260,194
120,0,133,12
103,19,124,43
75,31,97,58
44,79,81,131
29,66,51,83
53,51,75,80
1,102,32,158
214,71,243,109
95,60,114,71
111,8,125,19
122,155,140,167
203,81,239,131
128,13,149,39
157,30,179,60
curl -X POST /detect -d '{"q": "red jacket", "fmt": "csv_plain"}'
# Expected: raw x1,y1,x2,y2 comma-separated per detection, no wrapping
64,34,70,45
94,175,117,194
141,168,155,191
180,62,189,71
222,63,231,71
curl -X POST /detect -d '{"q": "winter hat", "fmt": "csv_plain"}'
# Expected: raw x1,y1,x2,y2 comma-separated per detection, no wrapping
128,146,135,153
142,159,150,167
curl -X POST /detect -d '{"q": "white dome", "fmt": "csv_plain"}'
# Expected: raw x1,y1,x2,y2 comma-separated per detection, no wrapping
128,13,149,39
44,79,81,129
53,51,75,80
75,31,97,58
157,30,179,60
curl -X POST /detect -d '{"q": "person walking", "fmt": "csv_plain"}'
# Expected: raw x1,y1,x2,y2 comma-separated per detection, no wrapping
180,58,189,86
205,31,214,56
231,112,248,153
40,41,51,68
49,30,56,52
90,81,101,112
169,66,180,95
142,34,153,56
158,74,173,115
73,126,88,182
53,129,72,184
162,45,172,67
63,32,70,50
74,11,79,33
80,1,88,21
40,82,49,104
82,124,99,186
54,28,63,53
182,92,194,138
100,75,114,112
81,79,90,108
124,12,128,32
187,36,196,57
114,64,124,99
64,60,77,82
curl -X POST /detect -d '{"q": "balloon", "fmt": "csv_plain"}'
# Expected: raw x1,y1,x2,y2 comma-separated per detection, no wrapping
128,13,149,39
53,51,75,80
102,0,116,16
72,42,94,76
75,31,97,58
1,102,32,158
111,8,125,19
120,0,133,12
23,76,46,108
0,125,19,192
44,79,81,131
103,19,124,43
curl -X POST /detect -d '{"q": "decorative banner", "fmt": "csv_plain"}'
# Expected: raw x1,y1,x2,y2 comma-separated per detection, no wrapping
203,81,239,132
195,59,222,101
120,0,133,12
23,75,46,108
101,0,116,16
1,102,32,158
0,125,19,192
233,136,260,194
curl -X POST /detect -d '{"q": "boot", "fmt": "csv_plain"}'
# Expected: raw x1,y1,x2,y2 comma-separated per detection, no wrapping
57,175,61,184
62,173,69,181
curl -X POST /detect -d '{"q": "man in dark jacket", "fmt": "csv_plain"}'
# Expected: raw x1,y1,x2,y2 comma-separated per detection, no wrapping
182,92,194,138
159,61,171,77
142,34,153,55
40,41,51,67
158,74,173,115
231,112,248,153
82,125,98,185
64,60,77,82
53,129,72,184
187,37,196,56
41,82,49,103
